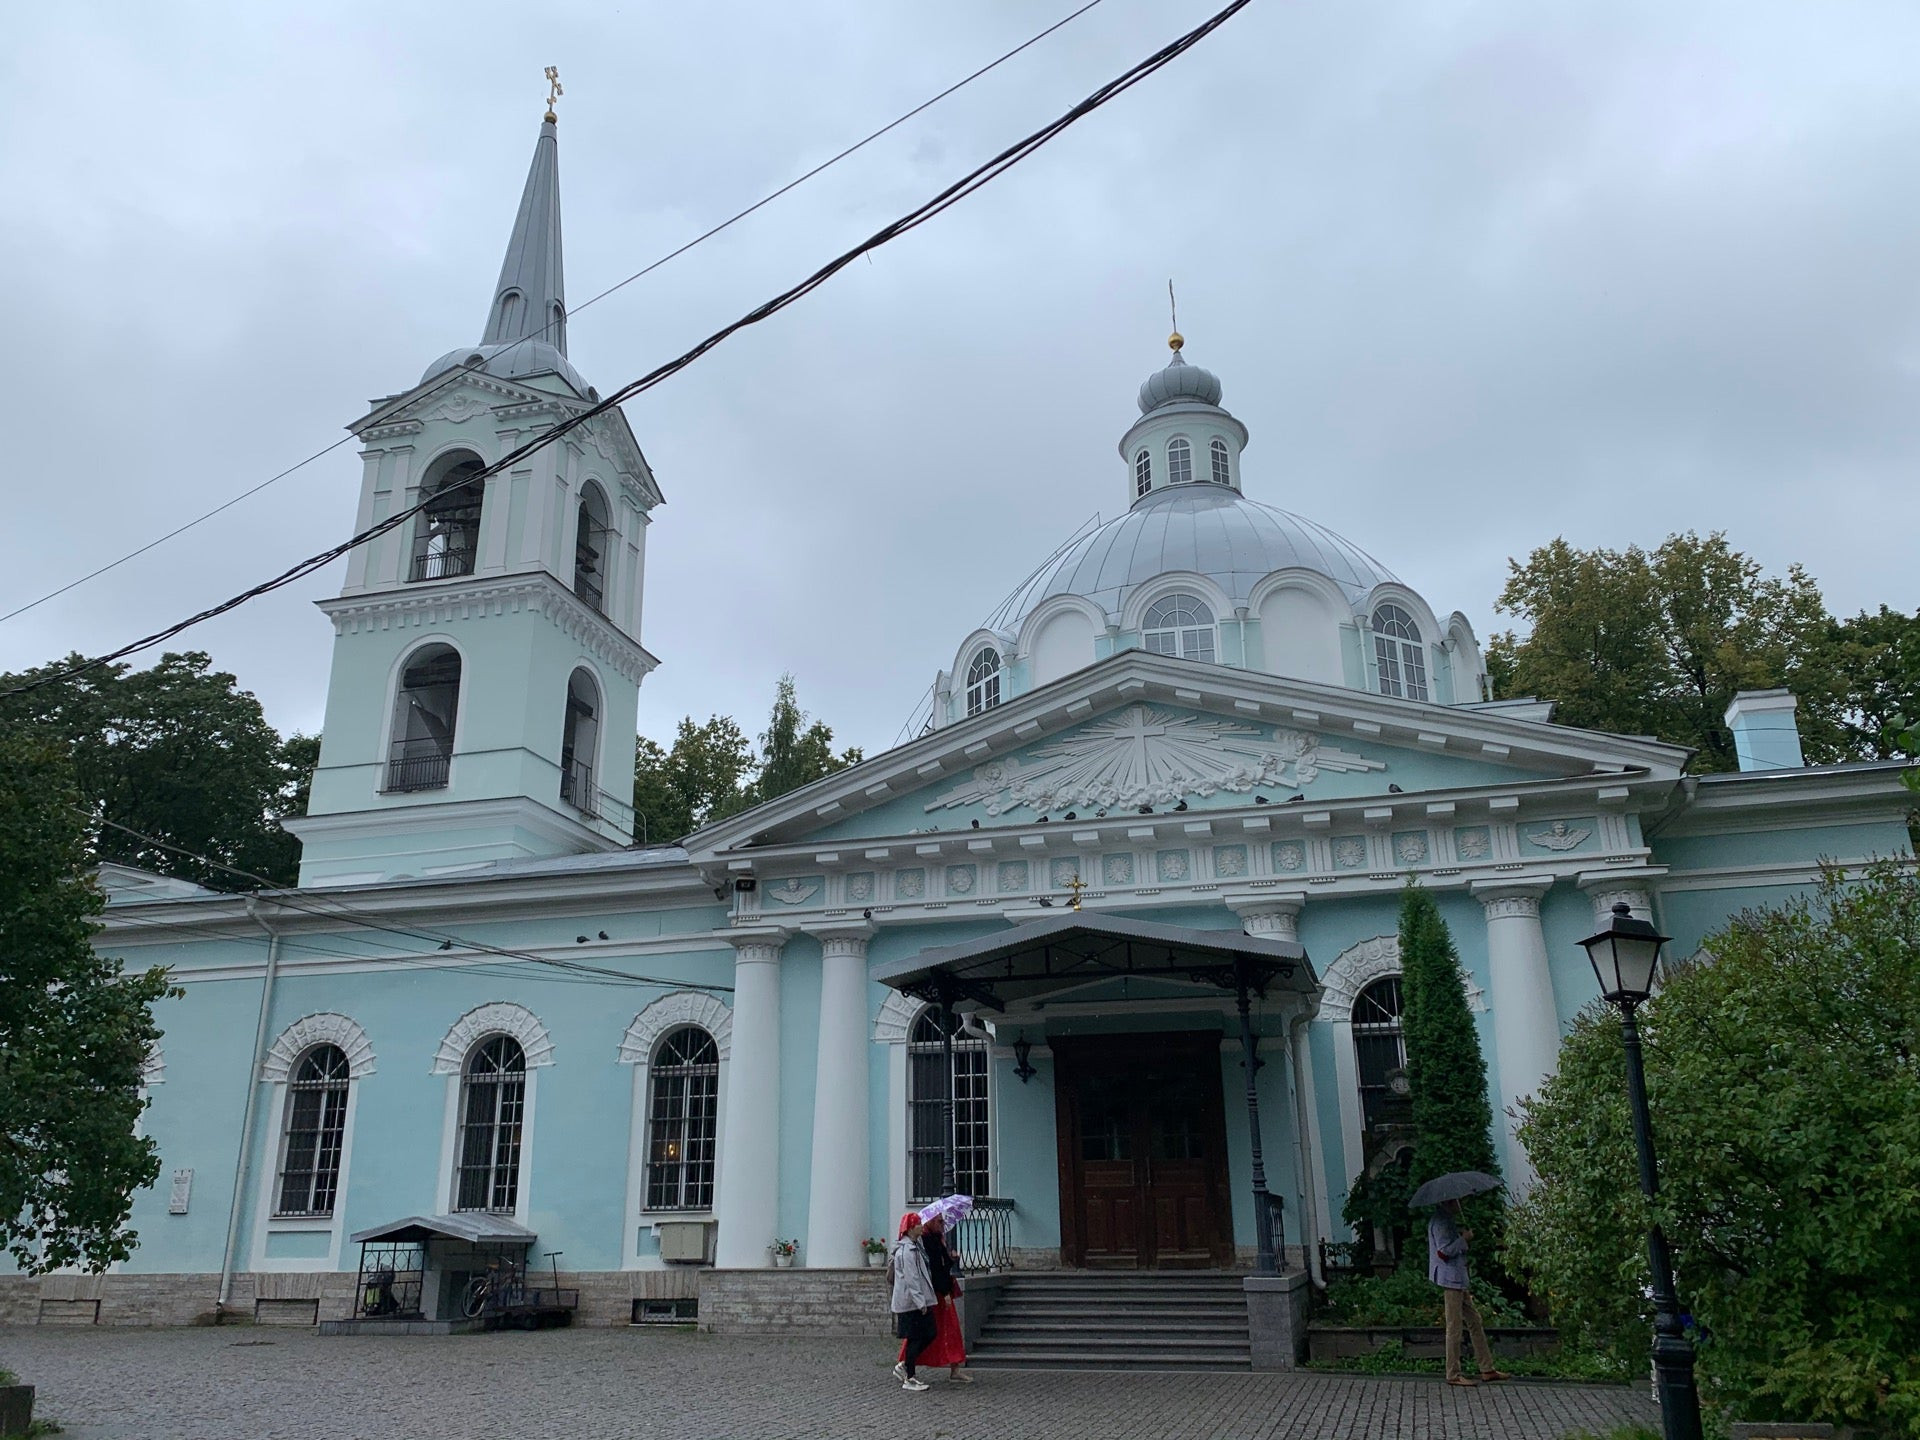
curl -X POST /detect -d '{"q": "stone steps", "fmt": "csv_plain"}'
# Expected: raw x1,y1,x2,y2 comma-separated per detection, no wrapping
970,1273,1252,1372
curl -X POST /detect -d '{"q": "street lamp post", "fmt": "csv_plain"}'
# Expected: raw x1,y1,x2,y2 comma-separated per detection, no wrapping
1577,902,1704,1440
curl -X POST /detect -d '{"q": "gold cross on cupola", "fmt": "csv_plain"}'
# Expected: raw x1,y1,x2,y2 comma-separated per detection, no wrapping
544,66,563,122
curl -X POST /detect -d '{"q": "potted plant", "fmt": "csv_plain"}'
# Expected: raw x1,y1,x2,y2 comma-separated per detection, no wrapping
861,1237,888,1268
770,1238,799,1268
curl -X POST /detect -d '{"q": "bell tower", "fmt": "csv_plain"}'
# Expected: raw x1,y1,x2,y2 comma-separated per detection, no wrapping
287,94,663,886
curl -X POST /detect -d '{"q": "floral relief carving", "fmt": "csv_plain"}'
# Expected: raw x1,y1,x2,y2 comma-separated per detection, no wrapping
845,873,875,904
1454,827,1492,860
1102,853,1135,886
618,991,733,1063
1213,845,1248,878
262,1012,377,1083
431,1002,554,1074
1392,831,1429,866
1049,858,1081,889
997,861,1029,894
896,869,926,899
924,705,1387,817
1333,836,1368,870
1273,840,1306,872
946,865,977,896
1156,850,1191,883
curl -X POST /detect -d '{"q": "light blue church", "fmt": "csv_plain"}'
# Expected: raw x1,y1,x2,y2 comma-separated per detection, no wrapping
8,109,1909,1357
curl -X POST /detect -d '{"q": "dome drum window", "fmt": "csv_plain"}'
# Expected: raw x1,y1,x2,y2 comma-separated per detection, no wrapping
1167,437,1193,486
1135,450,1153,499
1371,604,1430,702
1209,438,1231,486
1142,592,1216,664
966,648,1002,717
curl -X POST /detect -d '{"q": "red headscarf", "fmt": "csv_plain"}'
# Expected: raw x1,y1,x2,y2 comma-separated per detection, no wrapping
896,1210,922,1239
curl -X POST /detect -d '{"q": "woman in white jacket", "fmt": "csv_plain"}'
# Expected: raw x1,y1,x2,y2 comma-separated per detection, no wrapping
887,1212,939,1392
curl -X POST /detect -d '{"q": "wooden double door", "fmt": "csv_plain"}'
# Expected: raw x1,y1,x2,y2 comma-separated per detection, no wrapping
1054,1032,1234,1269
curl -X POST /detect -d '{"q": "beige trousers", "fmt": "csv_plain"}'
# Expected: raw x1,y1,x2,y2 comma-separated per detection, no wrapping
1443,1286,1496,1379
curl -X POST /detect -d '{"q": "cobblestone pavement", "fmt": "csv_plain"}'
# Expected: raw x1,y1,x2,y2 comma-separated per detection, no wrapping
0,1325,1657,1440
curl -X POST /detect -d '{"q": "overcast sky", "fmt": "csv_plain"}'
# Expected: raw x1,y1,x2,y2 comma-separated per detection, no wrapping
4,0,1919,758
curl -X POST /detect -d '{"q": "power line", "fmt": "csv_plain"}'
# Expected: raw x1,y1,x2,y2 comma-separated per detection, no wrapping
0,0,1105,629
0,0,1253,702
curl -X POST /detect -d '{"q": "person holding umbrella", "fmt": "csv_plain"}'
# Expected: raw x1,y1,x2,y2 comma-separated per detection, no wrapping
887,1211,938,1393
915,1201,974,1383
1411,1171,1511,1387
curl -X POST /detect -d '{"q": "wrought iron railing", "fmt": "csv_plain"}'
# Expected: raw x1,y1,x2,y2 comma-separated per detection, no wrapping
384,741,451,793
572,572,604,614
356,1241,425,1319
409,547,478,583
559,757,597,817
951,1197,1016,1273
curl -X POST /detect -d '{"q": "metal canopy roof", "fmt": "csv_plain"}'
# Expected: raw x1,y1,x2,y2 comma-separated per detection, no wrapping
350,1213,538,1247
870,912,1314,1012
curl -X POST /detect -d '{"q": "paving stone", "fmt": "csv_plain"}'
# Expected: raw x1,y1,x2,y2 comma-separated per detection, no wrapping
0,1323,1659,1440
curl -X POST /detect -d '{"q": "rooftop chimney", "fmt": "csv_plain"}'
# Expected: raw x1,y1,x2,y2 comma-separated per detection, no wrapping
1723,689,1804,772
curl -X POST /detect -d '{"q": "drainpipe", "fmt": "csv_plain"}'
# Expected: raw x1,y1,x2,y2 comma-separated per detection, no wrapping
218,898,281,1319
1288,1011,1324,1286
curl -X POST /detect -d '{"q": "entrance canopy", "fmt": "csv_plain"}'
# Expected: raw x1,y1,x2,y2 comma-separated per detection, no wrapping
350,1213,537,1247
870,911,1315,1011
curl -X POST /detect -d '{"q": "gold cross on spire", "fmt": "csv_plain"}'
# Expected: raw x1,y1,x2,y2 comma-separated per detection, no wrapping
1167,279,1183,352
544,66,564,122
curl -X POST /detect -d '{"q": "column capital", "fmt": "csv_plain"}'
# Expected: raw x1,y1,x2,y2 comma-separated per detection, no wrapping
725,924,790,962
1225,891,1308,942
1576,868,1666,924
807,920,875,958
1470,875,1554,920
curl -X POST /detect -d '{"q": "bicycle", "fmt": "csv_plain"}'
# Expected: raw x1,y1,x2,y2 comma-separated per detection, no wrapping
461,1257,526,1319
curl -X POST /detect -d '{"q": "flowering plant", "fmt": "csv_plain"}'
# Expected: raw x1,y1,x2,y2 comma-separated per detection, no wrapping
770,1237,799,1258
860,1237,888,1256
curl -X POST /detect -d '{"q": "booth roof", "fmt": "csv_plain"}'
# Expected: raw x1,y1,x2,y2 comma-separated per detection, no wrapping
350,1213,539,1246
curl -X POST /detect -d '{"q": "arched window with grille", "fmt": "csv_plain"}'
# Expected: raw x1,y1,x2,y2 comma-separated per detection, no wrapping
1167,437,1193,485
409,451,486,583
1209,438,1231,486
1142,592,1216,664
1134,449,1153,498
907,1010,990,1203
456,1036,526,1213
274,1044,351,1217
559,667,601,816
573,481,611,613
645,1027,720,1211
965,648,1001,717
1351,976,1408,1141
385,644,461,792
1371,604,1429,701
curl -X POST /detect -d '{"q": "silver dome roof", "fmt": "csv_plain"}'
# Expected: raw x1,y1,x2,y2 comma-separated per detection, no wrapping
981,485,1398,634
1137,351,1223,413
421,340,589,396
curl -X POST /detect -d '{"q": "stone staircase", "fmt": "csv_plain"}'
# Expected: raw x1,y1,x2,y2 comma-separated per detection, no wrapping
968,1272,1251,1370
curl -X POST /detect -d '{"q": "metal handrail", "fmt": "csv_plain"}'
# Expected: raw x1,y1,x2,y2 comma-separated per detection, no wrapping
383,741,451,793
409,547,478,583
950,1197,1016,1273
559,757,597,817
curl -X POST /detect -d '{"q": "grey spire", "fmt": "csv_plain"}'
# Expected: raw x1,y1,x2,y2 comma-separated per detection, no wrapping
481,116,566,354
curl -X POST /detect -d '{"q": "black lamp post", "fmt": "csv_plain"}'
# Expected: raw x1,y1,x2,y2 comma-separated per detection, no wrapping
1576,902,1703,1440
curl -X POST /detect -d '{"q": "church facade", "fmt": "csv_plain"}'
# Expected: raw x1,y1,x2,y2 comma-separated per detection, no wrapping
6,112,1910,1335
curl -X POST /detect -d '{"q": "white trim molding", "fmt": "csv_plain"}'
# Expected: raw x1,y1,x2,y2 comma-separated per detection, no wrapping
619,991,733,1064
872,991,921,1045
431,1001,555,1074
261,1013,377,1082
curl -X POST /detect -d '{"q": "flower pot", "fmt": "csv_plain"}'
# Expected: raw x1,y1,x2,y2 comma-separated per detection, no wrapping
773,1254,794,1268
865,1252,885,1268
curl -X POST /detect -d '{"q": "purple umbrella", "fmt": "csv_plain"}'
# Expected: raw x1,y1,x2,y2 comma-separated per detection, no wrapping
917,1194,974,1228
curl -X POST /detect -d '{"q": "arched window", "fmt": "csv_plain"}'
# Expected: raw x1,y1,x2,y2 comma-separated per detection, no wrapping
274,1044,350,1217
1167,437,1193,485
410,452,486,583
385,644,461,792
907,1010,990,1203
645,1027,720,1211
559,668,601,816
1351,976,1408,1141
1134,450,1153,498
455,1036,526,1213
548,301,567,351
1371,604,1430,702
1210,438,1231,486
573,482,610,613
1142,592,1216,664
495,289,524,336
965,648,1001,717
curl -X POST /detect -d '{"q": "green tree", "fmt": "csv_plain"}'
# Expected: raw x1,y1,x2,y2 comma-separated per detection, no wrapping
745,673,861,808
1489,533,1830,772
1809,605,1920,762
0,651,315,887
1506,864,1920,1436
0,732,176,1271
630,715,756,844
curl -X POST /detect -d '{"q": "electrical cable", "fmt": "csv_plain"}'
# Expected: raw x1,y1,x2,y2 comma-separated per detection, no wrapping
0,0,1105,628
0,0,1254,701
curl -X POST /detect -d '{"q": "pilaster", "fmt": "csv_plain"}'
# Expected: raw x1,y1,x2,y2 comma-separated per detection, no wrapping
714,927,789,1268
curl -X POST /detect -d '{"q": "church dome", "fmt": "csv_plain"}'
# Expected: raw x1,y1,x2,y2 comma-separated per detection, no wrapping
1137,343,1223,413
421,340,589,395
981,483,1398,634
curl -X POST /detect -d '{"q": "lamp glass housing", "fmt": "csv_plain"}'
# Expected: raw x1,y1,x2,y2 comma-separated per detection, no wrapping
1578,902,1670,1004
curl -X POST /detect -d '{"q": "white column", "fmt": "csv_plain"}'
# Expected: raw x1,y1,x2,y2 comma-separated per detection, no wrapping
714,928,788,1268
806,923,874,1268
1472,878,1558,1187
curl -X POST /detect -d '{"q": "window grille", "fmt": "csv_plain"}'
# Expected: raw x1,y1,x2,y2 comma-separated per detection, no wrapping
645,1027,720,1211
1167,437,1192,485
965,649,1001,717
455,1036,526,1213
1351,977,1407,1136
1135,450,1152,498
275,1044,350,1217
907,1010,990,1203
1210,438,1231,485
1142,592,1216,664
1371,604,1429,701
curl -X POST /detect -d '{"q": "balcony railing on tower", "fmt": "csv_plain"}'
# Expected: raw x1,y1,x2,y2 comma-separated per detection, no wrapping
384,739,452,793
559,757,597,817
408,547,478,583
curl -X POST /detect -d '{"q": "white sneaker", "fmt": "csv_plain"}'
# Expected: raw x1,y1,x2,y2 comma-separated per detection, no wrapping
891,1362,907,1382
902,1376,930,1392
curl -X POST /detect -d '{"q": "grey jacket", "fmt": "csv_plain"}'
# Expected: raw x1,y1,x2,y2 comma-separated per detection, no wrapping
1428,1210,1471,1290
888,1236,937,1313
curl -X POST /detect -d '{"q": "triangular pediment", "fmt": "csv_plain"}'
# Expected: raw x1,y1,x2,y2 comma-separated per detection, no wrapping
682,652,1687,863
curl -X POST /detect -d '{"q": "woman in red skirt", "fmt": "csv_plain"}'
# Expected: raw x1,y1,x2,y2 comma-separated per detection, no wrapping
901,1214,973,1382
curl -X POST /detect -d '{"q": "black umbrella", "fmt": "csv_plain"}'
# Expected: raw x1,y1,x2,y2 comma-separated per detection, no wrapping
1408,1171,1504,1208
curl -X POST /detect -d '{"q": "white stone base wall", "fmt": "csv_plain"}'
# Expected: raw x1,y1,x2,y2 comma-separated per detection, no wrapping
697,1268,891,1336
